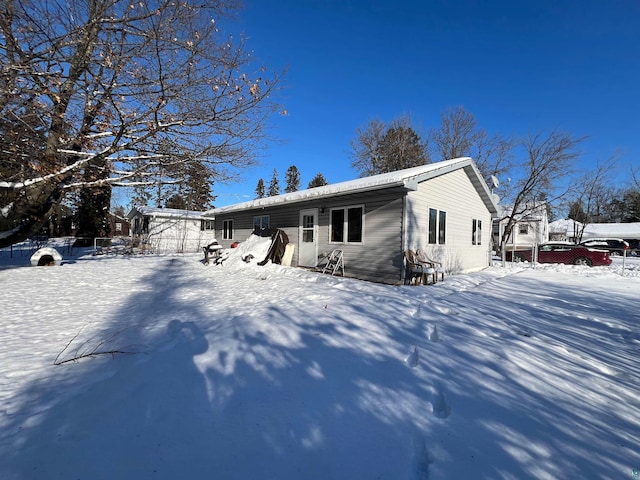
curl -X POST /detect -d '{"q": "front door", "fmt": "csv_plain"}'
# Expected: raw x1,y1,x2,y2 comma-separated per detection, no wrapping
299,208,318,267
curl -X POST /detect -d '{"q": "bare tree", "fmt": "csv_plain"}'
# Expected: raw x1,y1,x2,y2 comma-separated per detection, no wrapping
349,118,386,177
430,106,513,183
350,115,429,177
568,156,618,242
498,130,584,250
0,0,282,247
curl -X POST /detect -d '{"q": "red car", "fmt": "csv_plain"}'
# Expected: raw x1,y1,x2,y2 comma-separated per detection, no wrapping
505,242,612,267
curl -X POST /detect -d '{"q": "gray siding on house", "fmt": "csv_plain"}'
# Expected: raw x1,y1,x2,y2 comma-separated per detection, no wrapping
214,187,406,284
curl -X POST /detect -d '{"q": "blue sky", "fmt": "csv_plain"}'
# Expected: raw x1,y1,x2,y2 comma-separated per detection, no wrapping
210,0,639,207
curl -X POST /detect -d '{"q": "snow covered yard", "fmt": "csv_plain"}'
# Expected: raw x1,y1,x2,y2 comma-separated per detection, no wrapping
0,244,639,479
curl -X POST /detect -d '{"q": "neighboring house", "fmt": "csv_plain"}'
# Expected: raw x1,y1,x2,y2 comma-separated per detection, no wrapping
494,202,549,249
205,157,498,284
127,206,216,253
549,219,640,243
109,213,131,237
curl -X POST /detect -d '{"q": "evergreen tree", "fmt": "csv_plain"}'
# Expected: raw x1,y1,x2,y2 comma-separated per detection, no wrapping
182,160,214,210
308,173,328,188
166,194,187,209
350,116,429,177
268,169,280,196
255,178,266,198
74,160,111,244
284,165,301,193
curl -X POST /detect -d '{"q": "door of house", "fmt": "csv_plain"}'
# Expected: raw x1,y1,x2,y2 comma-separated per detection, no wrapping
299,208,318,267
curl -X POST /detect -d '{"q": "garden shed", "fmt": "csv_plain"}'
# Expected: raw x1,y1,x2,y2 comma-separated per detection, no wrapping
127,206,216,254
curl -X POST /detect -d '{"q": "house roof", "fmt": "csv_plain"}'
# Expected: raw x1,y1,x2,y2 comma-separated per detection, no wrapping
206,157,498,216
127,206,205,220
550,219,640,239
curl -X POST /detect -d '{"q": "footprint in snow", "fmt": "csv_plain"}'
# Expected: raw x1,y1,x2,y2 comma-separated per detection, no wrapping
406,347,420,368
432,388,451,419
410,436,432,480
428,325,440,343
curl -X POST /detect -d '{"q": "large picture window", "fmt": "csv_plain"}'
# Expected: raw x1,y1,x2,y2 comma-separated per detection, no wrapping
223,219,234,240
330,205,364,244
428,208,447,245
253,215,270,233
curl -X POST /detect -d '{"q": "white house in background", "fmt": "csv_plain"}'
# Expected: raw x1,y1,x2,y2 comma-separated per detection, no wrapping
549,219,640,243
205,157,498,284
494,202,549,249
127,206,216,253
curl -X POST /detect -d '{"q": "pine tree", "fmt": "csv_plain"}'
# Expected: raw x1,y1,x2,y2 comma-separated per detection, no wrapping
255,178,266,198
268,169,280,196
166,194,187,209
284,165,301,193
308,173,328,188
74,160,111,245
182,161,214,210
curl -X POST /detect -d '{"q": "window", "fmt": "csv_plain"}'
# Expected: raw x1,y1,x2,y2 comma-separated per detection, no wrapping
439,211,446,244
223,219,234,240
201,219,215,231
253,215,270,232
302,215,314,243
330,205,364,243
428,208,447,245
519,224,529,235
115,222,122,232
472,219,482,245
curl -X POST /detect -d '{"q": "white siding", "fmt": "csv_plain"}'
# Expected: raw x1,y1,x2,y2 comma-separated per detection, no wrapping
406,168,493,273
147,217,216,253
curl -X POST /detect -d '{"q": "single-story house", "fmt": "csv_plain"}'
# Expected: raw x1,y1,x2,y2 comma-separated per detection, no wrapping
204,157,499,284
493,202,549,249
549,219,640,243
127,206,217,253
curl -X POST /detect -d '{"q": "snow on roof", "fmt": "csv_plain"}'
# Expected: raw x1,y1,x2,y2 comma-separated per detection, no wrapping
128,206,205,220
207,157,494,216
549,219,640,239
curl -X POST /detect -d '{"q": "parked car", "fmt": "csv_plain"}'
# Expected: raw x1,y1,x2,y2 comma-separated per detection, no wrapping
626,239,640,256
578,238,630,256
505,242,612,267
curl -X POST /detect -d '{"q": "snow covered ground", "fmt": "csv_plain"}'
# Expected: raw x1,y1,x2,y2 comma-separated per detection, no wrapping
0,239,639,479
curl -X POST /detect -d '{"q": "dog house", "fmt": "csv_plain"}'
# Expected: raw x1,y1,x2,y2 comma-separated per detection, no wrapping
30,247,63,266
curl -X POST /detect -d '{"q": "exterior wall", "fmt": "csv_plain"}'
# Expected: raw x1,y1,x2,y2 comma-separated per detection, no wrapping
109,215,130,237
495,203,549,248
130,212,216,253
406,168,493,273
214,187,406,284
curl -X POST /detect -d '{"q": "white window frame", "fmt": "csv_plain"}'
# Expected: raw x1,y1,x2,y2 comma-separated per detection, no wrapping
329,204,365,244
201,219,215,231
428,208,447,245
472,219,482,245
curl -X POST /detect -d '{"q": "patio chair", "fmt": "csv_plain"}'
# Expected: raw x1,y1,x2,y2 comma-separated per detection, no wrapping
322,249,344,276
416,249,445,282
404,249,436,285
